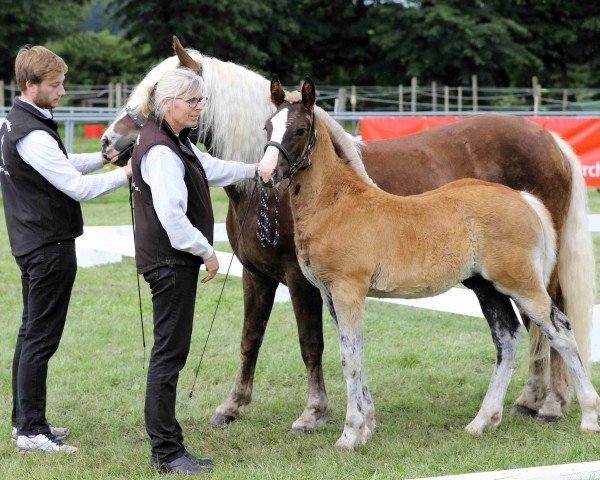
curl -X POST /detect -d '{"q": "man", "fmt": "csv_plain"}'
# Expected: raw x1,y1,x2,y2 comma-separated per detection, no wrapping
0,45,132,453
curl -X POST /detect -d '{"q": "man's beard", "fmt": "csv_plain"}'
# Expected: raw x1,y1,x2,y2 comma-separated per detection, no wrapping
33,92,57,110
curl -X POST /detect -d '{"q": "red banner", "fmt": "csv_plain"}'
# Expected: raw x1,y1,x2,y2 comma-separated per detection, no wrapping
360,116,600,187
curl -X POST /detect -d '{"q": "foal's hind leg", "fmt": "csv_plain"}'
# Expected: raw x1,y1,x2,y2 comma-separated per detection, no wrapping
517,293,600,433
210,268,278,426
512,274,571,421
463,277,522,435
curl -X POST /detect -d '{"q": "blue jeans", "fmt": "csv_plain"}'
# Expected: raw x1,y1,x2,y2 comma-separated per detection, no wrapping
12,240,77,436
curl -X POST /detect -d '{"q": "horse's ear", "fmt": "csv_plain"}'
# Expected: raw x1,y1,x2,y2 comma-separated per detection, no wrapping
302,76,316,112
271,74,285,107
172,35,202,75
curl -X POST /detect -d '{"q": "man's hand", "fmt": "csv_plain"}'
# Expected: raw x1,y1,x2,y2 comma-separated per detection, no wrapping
202,251,219,283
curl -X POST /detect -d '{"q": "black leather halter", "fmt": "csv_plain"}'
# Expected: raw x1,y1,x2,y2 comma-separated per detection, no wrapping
263,111,317,181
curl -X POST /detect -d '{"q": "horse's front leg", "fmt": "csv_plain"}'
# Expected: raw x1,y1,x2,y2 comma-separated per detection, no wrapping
210,267,279,426
463,278,522,435
330,285,372,450
286,268,329,433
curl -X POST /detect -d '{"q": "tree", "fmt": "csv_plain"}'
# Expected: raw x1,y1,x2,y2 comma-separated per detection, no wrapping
368,0,542,86
496,0,600,87
0,0,84,81
109,0,285,72
46,31,152,85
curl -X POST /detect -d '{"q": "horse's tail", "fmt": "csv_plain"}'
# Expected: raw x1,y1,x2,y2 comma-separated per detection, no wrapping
550,132,595,370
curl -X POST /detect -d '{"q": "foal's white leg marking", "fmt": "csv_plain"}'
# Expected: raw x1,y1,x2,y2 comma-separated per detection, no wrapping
517,296,600,432
331,291,373,450
466,321,522,435
257,108,288,183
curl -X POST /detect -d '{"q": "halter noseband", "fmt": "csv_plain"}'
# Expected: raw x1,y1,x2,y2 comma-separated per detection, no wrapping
263,111,317,181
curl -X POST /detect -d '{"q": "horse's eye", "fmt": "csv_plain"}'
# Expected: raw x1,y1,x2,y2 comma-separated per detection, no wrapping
295,128,306,136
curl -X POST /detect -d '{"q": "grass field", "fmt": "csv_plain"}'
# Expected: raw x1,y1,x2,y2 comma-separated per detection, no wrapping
1,135,600,479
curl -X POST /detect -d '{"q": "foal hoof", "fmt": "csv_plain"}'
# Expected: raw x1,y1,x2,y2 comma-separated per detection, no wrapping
510,405,538,418
208,412,237,427
290,425,313,435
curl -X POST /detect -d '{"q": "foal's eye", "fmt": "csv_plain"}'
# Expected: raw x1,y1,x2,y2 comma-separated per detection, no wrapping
295,128,306,136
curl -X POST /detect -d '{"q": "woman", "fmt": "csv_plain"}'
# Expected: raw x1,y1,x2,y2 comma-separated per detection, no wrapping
130,67,256,475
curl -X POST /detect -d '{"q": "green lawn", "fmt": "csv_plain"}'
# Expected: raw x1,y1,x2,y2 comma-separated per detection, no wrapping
1,136,600,478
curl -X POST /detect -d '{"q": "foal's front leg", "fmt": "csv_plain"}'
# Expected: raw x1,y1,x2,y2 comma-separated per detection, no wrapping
330,287,374,450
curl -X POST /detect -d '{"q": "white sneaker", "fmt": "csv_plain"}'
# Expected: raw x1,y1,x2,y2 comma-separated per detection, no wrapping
12,424,69,442
16,433,77,453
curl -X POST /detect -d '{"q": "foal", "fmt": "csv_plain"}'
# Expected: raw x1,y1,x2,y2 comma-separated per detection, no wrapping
257,76,600,450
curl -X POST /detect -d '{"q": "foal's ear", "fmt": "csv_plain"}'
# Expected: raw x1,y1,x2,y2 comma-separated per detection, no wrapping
172,35,202,75
271,74,286,107
302,76,316,112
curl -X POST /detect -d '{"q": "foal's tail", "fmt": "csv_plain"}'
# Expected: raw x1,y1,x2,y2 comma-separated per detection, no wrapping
520,192,557,288
550,132,595,370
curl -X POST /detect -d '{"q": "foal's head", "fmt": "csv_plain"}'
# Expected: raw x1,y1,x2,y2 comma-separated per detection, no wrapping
258,75,316,187
101,36,202,165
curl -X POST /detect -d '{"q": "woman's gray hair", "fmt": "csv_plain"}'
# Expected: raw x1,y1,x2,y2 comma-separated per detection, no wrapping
138,67,204,122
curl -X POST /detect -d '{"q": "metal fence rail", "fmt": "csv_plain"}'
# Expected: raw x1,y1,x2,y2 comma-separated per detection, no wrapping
2,105,600,153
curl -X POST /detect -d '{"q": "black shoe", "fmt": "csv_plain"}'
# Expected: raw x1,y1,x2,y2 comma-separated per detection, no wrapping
151,454,213,474
184,451,213,466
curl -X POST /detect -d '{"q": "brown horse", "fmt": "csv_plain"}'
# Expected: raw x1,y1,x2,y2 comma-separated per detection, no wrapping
257,75,600,449
100,39,594,432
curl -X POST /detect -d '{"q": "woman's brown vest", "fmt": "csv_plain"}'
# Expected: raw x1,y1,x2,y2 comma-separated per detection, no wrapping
131,116,214,274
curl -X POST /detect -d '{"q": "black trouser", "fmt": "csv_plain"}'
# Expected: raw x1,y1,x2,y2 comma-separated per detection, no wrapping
12,240,77,436
143,264,199,463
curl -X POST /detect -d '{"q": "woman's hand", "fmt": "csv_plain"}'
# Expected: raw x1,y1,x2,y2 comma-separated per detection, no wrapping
122,157,133,178
202,251,219,283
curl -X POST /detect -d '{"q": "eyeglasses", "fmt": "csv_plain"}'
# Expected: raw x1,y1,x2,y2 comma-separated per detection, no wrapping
178,96,207,108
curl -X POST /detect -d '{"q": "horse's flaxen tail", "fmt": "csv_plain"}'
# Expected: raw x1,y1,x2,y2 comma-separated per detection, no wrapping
550,132,595,370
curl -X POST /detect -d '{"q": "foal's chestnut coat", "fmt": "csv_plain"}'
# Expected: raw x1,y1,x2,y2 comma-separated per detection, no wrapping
258,76,600,450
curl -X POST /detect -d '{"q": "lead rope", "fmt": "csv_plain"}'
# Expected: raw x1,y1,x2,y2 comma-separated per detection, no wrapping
129,178,146,366
256,185,280,247
189,179,259,398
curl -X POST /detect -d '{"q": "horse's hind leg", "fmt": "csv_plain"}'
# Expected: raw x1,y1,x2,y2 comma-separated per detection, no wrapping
538,281,572,420
287,268,328,433
517,294,600,432
510,313,550,418
210,267,278,426
463,277,522,435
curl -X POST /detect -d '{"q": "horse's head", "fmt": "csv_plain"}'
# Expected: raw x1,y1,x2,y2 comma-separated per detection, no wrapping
258,75,316,188
101,36,202,166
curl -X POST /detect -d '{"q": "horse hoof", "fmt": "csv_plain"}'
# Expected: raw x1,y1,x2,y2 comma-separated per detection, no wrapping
537,414,559,423
209,412,237,427
510,405,538,417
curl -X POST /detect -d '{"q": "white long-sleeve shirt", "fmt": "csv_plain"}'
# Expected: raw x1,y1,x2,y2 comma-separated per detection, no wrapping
15,97,127,201
141,144,255,260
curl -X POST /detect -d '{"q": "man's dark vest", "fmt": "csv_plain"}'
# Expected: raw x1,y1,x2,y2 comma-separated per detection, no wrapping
0,98,83,257
131,115,214,274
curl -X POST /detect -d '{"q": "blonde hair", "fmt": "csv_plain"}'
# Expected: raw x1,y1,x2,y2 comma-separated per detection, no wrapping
15,45,68,92
138,67,203,122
